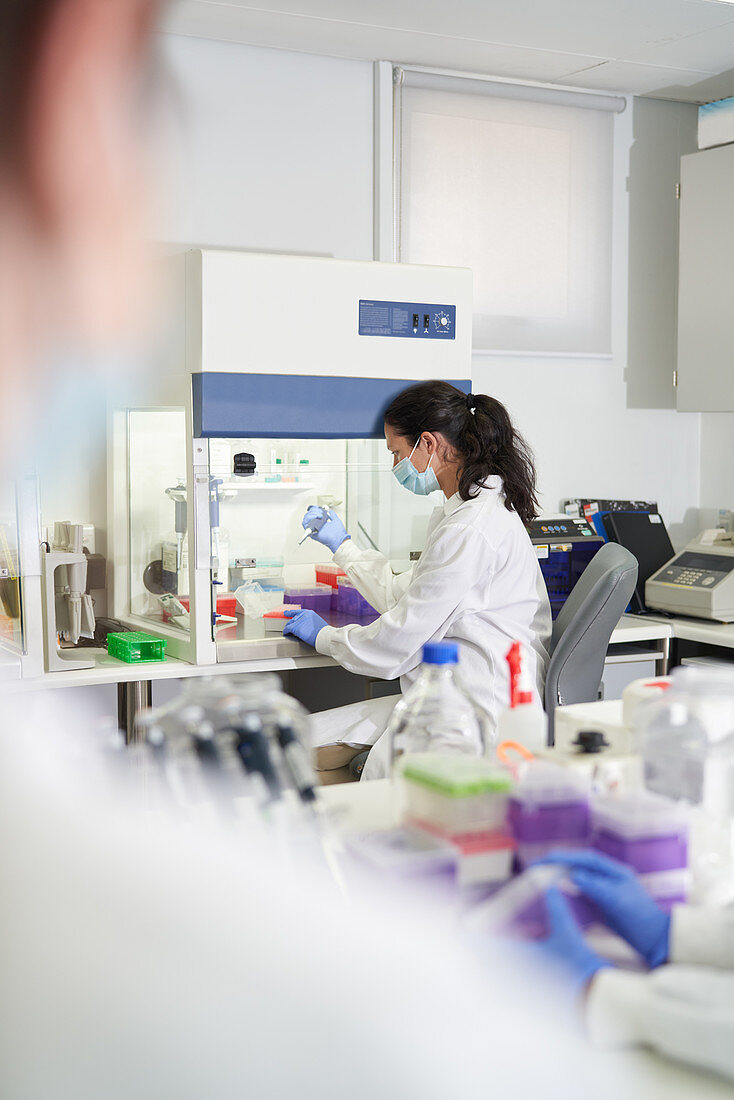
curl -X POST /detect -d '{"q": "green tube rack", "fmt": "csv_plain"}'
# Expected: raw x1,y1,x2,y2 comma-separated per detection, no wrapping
107,631,167,663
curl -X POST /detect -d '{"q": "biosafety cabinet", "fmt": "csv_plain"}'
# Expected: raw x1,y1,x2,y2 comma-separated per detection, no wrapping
109,250,472,667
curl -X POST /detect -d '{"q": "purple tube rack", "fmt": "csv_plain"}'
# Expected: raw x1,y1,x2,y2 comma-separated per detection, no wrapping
593,830,688,874
284,584,333,617
508,799,591,845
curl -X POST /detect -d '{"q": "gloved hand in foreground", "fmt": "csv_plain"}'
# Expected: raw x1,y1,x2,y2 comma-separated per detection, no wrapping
537,850,671,968
283,609,328,648
301,506,350,554
535,887,611,997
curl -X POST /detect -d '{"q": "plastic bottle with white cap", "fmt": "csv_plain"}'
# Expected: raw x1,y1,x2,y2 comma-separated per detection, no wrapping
496,641,548,754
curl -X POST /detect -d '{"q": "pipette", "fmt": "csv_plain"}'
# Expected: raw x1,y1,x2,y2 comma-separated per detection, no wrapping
233,712,281,802
276,719,317,804
298,506,330,546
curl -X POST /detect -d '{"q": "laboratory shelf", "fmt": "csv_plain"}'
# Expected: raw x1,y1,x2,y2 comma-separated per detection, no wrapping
218,481,316,492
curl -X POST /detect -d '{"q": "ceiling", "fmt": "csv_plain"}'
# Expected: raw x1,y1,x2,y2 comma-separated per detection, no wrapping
163,0,734,102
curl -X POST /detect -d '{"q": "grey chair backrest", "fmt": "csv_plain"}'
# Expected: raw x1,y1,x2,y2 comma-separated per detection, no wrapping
545,541,638,743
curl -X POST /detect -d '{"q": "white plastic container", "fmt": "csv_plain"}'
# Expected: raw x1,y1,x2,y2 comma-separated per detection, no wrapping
496,641,547,752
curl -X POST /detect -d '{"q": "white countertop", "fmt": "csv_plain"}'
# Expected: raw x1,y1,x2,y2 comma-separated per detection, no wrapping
609,614,674,645
10,612,734,693
5,648,334,692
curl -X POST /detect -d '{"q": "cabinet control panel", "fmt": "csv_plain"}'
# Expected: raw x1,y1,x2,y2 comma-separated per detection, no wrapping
358,299,456,340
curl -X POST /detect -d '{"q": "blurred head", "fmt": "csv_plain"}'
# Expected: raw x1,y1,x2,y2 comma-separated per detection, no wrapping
0,0,164,450
383,380,539,523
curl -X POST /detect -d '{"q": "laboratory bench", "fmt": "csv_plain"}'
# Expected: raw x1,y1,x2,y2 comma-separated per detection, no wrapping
6,613,674,691
317,779,732,1099
7,611,734,741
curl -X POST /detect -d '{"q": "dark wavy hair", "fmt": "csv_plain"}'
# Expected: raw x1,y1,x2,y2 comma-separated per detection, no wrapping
383,380,539,524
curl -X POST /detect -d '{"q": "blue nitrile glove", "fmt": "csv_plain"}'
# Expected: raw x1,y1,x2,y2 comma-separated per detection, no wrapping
537,850,671,968
301,506,350,554
282,609,328,648
536,887,611,996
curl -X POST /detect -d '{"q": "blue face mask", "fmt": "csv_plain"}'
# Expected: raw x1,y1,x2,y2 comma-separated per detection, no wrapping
392,438,441,496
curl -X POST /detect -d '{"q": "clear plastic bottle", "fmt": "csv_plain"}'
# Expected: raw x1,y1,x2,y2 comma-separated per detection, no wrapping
635,665,734,904
388,642,491,771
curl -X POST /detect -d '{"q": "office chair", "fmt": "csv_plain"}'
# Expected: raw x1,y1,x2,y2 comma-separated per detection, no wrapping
545,541,638,744
348,542,637,776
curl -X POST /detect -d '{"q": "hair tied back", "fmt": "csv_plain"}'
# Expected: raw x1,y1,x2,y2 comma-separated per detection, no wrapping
466,392,478,412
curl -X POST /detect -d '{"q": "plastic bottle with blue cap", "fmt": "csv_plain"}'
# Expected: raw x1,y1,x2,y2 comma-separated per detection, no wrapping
387,641,492,771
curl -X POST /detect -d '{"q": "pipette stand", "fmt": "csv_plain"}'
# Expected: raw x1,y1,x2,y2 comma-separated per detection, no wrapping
42,550,96,672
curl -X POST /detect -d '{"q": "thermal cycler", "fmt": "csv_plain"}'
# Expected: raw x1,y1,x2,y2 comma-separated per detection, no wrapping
645,532,734,622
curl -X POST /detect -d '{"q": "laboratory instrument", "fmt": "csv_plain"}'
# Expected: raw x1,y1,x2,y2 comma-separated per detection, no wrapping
561,499,674,613
387,642,490,769
109,250,472,667
41,522,96,672
526,516,604,619
134,672,317,823
645,528,734,620
299,506,333,547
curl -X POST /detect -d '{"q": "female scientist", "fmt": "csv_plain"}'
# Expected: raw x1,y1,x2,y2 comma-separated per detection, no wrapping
284,380,552,780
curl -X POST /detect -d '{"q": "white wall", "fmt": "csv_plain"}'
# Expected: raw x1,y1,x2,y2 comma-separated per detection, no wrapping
158,35,373,260
42,35,709,595
472,101,701,547
157,34,703,546
699,413,734,527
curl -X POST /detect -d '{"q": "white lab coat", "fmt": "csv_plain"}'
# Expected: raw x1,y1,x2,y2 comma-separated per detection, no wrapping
587,904,734,1081
311,477,552,776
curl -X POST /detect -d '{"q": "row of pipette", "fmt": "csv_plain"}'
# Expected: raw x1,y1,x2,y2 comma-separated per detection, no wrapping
129,676,320,831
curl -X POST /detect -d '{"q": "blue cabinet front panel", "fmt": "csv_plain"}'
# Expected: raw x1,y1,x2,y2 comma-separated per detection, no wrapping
358,300,456,339
192,373,471,439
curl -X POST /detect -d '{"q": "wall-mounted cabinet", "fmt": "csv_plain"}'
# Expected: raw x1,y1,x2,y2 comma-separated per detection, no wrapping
677,143,734,412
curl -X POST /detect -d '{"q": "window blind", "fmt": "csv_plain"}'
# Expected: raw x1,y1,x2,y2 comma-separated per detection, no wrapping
395,68,620,355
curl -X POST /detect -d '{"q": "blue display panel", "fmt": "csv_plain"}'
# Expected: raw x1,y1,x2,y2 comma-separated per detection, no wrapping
192,373,471,439
358,300,456,339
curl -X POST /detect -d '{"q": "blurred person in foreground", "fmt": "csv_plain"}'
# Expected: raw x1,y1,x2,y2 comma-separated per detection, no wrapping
0,4,709,1098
